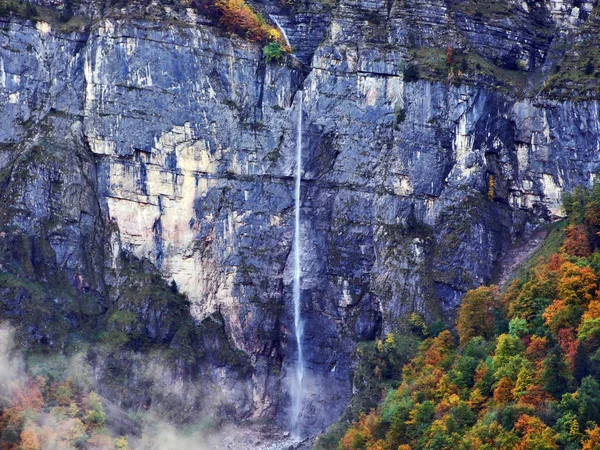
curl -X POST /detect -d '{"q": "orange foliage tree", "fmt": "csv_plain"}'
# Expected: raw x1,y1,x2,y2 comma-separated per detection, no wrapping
557,328,580,369
339,410,380,450
20,428,40,450
457,286,497,347
583,425,600,450
493,377,514,404
543,261,598,334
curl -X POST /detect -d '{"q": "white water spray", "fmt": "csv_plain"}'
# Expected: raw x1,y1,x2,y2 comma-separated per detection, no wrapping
292,91,304,432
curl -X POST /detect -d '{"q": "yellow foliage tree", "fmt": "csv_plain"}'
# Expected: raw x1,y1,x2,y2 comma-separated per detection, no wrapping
583,425,600,450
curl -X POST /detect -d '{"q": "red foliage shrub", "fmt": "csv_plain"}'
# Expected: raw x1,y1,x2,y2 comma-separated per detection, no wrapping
557,328,579,370
563,224,592,257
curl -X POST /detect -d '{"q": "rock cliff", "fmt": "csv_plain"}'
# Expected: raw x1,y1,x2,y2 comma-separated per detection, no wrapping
1,0,599,439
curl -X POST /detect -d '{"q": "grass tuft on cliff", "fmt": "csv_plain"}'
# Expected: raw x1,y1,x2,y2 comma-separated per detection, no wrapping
542,6,600,100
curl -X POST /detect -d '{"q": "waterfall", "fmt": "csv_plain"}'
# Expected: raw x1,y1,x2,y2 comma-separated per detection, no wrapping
292,91,304,432
269,14,291,48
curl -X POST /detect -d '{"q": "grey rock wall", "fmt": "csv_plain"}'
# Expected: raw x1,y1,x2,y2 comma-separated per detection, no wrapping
1,0,600,437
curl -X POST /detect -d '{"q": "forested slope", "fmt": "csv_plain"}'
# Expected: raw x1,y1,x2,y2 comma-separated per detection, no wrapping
335,187,600,449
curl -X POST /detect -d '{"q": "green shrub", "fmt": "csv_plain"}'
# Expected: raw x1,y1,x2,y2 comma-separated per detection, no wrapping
403,64,420,82
25,2,36,18
395,107,407,128
263,42,285,63
85,392,107,429
585,60,594,75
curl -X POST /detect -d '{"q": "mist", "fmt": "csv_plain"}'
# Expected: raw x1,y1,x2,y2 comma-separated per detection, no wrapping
0,322,25,393
0,322,214,449
0,322,298,450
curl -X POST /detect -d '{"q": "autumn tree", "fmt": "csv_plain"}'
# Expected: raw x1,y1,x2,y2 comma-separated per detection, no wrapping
579,300,600,344
505,262,559,336
115,436,131,450
473,360,494,396
10,381,44,413
213,0,288,48
493,334,527,381
563,224,592,257
493,377,515,404
558,262,597,307
513,366,535,400
524,335,548,365
20,428,40,450
514,414,558,449
422,330,455,369
457,286,497,347
582,425,600,450
463,421,519,449
339,411,380,450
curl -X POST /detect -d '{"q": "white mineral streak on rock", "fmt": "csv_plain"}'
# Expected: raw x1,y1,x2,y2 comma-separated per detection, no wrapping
145,63,153,87
393,176,413,196
341,279,352,307
125,37,137,57
35,21,51,35
358,76,379,106
386,76,404,110
541,174,563,216
83,52,96,115
89,138,115,155
450,107,476,182
542,110,552,143
0,59,5,88
330,22,342,41
98,19,115,37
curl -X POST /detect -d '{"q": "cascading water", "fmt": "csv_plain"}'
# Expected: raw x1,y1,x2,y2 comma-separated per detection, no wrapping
291,91,304,433
269,14,291,47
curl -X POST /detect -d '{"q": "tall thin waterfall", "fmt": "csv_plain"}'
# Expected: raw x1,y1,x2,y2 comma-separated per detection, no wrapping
292,91,304,432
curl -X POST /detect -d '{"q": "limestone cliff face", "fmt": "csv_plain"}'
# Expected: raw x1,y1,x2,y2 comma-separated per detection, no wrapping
1,0,600,437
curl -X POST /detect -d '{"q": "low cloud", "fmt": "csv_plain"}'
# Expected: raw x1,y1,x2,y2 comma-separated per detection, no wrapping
132,421,210,450
0,323,293,450
0,322,25,394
